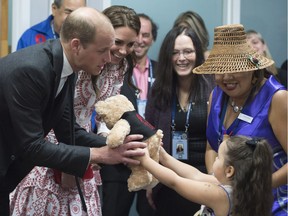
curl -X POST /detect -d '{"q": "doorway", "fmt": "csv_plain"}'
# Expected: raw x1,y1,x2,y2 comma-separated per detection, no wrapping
0,0,9,57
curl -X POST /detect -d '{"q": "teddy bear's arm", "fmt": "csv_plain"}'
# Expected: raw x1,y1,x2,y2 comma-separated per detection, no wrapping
106,119,131,148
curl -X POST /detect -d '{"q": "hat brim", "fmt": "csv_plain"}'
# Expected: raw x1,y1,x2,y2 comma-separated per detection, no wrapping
193,47,274,74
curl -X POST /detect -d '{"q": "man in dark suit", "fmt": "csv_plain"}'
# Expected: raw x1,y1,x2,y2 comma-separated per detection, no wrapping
100,13,158,216
0,7,146,215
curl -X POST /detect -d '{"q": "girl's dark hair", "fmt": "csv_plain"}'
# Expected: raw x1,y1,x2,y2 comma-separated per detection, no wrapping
225,136,273,216
151,25,214,109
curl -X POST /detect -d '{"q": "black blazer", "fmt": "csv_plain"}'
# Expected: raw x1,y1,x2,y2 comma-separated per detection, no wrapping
0,39,105,192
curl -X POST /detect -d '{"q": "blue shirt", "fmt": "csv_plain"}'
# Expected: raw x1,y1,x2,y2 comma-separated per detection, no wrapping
17,15,59,50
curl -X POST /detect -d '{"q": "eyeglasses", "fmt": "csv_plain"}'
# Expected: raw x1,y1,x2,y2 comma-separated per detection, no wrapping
172,49,195,59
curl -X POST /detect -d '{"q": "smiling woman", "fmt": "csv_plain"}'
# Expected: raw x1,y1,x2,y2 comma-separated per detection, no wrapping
144,25,215,216
193,24,287,216
94,5,143,216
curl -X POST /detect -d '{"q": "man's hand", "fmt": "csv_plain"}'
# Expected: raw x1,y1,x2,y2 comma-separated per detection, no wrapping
90,134,146,166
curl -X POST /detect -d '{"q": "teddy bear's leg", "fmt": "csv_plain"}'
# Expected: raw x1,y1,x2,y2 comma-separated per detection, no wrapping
127,165,152,192
144,129,164,189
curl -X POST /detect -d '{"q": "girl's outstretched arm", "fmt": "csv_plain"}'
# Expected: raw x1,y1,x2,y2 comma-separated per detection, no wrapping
158,147,218,182
138,148,230,214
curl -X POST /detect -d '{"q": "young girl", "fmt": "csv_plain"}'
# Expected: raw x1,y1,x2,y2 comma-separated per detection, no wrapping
137,135,273,216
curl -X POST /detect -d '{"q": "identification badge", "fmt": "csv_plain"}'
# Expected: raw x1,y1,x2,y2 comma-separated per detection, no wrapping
238,113,253,123
172,131,188,160
137,99,147,118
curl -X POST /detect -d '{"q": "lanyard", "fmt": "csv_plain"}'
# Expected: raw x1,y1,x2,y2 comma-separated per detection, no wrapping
217,97,228,145
51,20,58,39
171,96,192,133
217,96,243,146
133,59,153,98
148,59,153,87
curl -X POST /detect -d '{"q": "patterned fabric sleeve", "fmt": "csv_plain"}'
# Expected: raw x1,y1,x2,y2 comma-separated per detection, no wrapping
96,58,128,101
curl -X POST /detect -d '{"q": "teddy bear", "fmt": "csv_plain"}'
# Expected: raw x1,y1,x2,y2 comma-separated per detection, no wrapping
95,94,163,192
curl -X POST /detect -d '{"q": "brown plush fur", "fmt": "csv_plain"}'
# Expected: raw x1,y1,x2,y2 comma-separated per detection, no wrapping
95,95,163,191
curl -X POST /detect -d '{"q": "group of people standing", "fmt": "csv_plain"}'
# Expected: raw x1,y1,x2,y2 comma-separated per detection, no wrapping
0,1,287,216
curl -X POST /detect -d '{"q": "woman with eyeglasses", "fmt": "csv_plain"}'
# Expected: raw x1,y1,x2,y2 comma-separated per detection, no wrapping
144,26,215,216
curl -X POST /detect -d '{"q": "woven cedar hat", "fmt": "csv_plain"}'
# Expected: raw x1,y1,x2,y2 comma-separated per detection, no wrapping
193,24,274,74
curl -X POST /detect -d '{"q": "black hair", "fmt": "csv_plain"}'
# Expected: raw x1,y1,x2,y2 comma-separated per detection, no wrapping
151,25,214,109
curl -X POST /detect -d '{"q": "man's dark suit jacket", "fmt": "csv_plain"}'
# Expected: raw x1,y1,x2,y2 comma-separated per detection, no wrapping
0,39,105,192
100,59,157,182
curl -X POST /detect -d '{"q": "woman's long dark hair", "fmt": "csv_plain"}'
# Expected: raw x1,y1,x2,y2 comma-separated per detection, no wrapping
151,25,214,110
225,136,273,216
173,10,209,53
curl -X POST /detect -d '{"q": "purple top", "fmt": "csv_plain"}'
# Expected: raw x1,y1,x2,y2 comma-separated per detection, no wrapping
207,75,287,215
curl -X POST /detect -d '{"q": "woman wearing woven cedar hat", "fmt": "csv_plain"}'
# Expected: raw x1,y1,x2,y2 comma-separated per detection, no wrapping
193,24,287,215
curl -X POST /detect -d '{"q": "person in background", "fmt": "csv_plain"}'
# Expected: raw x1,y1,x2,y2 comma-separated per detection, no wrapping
17,0,86,50
0,7,146,215
145,25,215,216
100,13,158,216
246,29,279,76
121,13,158,118
173,10,210,59
193,24,287,216
136,135,274,216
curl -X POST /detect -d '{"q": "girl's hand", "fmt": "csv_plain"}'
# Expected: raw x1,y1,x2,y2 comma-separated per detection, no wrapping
159,146,168,163
134,146,150,162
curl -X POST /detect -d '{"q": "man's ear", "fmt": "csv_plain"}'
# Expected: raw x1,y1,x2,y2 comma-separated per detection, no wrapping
225,165,235,179
51,3,57,16
70,39,81,54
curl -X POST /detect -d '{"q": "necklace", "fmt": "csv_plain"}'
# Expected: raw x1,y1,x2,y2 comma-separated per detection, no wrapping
230,100,243,113
177,103,187,112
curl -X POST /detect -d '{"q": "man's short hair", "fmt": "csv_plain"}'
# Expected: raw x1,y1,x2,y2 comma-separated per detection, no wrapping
137,13,158,41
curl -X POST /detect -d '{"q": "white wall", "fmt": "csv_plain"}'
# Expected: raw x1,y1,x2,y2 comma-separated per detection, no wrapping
8,0,288,66
11,0,110,52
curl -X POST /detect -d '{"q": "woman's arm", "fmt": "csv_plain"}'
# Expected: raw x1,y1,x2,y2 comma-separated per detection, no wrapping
269,90,288,188
205,91,218,174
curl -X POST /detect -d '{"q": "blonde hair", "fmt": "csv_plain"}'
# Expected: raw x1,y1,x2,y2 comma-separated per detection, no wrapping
246,30,278,75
